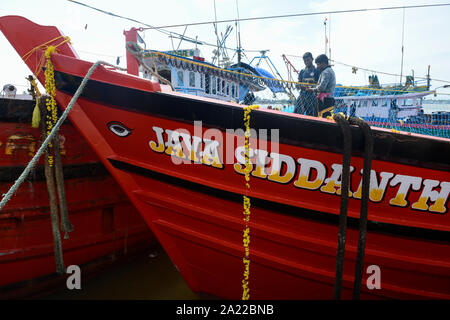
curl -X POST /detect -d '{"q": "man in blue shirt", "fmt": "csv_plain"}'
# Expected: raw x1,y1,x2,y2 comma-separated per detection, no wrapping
294,52,320,116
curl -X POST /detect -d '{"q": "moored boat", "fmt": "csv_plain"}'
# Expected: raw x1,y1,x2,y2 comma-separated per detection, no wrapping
0,88,155,297
1,16,449,299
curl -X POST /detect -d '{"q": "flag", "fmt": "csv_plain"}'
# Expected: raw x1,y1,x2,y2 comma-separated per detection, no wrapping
137,33,146,49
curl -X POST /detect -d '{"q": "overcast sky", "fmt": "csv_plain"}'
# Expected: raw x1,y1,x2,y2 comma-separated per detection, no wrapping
1,0,450,97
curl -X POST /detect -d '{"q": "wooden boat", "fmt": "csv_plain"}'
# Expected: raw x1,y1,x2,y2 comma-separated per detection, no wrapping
1,16,449,299
0,90,155,297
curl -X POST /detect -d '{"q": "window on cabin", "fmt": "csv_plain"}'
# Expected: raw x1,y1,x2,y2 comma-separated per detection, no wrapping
382,99,388,107
372,100,378,106
405,99,413,106
200,74,204,89
361,100,367,107
231,84,235,97
221,80,225,94
212,77,217,94
177,71,184,86
205,75,210,94
217,78,220,94
226,82,229,96
189,72,195,87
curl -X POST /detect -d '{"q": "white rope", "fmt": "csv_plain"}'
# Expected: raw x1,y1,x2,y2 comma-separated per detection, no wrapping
0,60,126,211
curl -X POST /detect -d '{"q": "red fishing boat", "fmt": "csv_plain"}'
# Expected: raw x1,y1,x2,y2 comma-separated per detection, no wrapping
1,16,448,299
0,89,155,297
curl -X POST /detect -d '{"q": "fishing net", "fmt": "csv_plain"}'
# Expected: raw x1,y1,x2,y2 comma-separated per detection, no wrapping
140,49,449,139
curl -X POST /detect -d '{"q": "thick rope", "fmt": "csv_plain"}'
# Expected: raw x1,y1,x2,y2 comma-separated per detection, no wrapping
332,113,352,300
0,60,125,212
53,119,73,238
332,114,374,300
348,117,374,300
126,42,175,90
39,95,65,273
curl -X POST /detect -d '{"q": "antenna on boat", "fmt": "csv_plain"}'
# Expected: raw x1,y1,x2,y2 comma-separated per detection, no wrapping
328,14,332,60
324,17,328,55
213,0,220,64
400,8,405,86
236,0,242,67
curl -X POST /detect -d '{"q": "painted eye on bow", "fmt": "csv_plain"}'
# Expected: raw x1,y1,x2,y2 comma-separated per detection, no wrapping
107,121,133,137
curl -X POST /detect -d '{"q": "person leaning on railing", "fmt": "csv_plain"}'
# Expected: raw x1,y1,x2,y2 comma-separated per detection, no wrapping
306,54,336,117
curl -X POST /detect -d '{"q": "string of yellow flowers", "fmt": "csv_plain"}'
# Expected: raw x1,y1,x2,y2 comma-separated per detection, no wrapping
28,76,42,129
44,46,58,167
241,104,259,301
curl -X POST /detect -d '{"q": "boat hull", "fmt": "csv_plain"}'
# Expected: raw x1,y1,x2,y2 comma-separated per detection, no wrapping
51,67,450,299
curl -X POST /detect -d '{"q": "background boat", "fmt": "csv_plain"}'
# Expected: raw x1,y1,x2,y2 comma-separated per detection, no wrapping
0,90,156,298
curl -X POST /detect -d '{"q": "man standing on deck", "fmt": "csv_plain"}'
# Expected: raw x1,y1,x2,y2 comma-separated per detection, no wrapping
307,54,336,117
294,52,320,116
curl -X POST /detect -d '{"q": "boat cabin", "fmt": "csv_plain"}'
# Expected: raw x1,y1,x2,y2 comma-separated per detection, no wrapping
334,92,428,120
141,50,241,102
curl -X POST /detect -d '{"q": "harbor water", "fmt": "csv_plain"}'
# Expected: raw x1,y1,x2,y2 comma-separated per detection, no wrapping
41,244,217,300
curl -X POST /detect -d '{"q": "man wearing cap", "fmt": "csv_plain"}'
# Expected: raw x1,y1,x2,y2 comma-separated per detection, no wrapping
307,54,336,117
294,52,320,116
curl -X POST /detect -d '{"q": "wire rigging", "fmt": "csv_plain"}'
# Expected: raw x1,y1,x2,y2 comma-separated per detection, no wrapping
67,0,450,85
284,54,450,85
67,0,257,53
144,3,450,29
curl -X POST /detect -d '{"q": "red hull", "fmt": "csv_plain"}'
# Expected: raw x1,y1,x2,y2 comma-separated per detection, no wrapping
1,16,449,299
0,97,155,296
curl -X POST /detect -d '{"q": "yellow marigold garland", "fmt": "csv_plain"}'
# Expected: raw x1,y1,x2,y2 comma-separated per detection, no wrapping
241,104,258,300
44,46,58,167
29,76,42,129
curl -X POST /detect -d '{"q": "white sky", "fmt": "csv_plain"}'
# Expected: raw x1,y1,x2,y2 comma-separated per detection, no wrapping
1,0,450,97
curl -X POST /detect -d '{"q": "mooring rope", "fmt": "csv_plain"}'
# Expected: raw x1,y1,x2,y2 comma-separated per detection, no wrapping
39,95,65,273
332,114,374,300
0,59,126,212
332,113,352,300
348,117,373,300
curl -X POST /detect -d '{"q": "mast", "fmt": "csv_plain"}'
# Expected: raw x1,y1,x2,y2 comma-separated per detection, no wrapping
400,8,405,86
213,0,220,64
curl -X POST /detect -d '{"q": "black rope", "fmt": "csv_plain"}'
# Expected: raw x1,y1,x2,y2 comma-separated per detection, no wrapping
348,117,374,299
332,113,352,300
332,114,374,300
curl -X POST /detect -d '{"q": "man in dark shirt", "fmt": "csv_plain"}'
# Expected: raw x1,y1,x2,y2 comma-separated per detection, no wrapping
294,52,320,115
